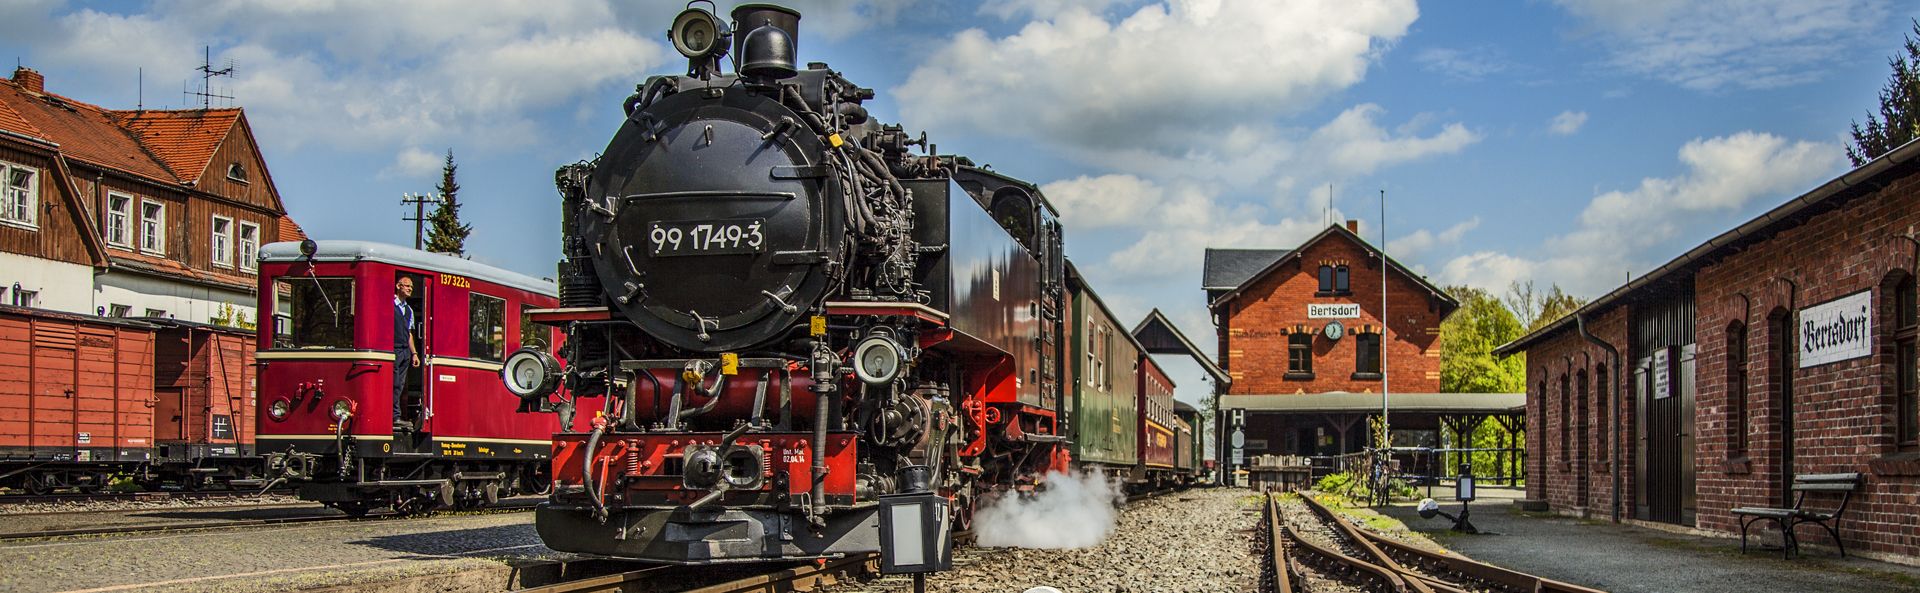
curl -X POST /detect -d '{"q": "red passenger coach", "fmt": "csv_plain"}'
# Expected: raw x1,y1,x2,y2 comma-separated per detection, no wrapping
1138,356,1177,483
256,240,577,514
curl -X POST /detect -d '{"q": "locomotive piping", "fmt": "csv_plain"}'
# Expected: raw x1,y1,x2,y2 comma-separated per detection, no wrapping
583,425,607,523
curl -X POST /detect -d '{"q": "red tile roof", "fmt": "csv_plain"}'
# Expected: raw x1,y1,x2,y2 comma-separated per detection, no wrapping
0,79,178,184
114,109,241,182
277,215,308,243
0,97,45,142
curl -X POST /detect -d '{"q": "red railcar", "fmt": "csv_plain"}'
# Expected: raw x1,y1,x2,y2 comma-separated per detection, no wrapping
0,305,261,493
256,240,582,514
1139,355,1176,477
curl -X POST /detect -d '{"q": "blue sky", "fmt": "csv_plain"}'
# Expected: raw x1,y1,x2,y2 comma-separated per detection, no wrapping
2,0,1914,413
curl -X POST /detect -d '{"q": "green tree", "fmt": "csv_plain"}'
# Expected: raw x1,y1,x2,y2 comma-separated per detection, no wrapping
1440,285,1526,394
1505,280,1584,332
424,149,471,255
1849,20,1920,167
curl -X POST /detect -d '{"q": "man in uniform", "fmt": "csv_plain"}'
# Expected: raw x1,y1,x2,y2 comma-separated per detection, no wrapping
394,276,420,431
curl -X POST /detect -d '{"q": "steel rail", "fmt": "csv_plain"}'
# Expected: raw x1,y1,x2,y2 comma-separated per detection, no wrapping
1266,493,1418,592
1293,492,1607,593
0,500,538,542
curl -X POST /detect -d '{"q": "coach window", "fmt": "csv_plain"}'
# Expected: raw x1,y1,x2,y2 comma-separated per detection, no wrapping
273,278,355,349
1895,276,1917,447
1728,322,1750,455
470,293,506,362
1354,331,1381,379
1287,332,1314,379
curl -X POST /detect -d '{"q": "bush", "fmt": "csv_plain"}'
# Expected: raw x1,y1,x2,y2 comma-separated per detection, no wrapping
1315,471,1417,502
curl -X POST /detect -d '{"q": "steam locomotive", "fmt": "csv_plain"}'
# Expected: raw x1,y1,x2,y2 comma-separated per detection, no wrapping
501,3,1190,564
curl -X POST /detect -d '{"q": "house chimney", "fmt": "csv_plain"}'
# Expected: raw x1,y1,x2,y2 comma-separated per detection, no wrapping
1345,219,1359,234
12,67,43,94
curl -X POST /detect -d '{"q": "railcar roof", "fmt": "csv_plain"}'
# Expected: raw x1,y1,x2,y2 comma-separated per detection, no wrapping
259,240,556,296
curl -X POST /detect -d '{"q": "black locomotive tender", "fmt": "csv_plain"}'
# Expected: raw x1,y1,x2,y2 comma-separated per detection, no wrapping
503,2,1144,565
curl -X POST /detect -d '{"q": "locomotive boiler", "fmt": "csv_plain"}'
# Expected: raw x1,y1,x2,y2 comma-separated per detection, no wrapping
503,3,1070,563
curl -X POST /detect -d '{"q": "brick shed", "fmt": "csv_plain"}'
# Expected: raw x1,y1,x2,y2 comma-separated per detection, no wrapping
1495,140,1920,564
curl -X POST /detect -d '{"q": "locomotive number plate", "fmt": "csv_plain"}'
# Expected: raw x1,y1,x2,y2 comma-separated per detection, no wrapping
648,218,766,257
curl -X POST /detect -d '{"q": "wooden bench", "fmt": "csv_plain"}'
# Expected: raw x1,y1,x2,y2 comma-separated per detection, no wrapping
1732,473,1861,559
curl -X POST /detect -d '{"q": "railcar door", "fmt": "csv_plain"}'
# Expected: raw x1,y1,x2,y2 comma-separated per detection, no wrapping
396,271,431,449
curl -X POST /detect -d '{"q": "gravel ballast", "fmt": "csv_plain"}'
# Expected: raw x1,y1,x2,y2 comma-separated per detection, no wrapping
835,487,1263,593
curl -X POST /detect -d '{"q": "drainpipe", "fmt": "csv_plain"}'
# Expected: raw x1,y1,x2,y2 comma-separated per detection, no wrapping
1576,313,1623,523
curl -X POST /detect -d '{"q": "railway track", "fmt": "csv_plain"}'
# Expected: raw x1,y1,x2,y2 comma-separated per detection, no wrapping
0,488,293,506
1263,492,1605,593
0,499,539,542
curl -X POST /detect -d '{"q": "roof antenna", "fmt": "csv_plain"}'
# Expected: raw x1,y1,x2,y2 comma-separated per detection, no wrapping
190,46,234,109
137,67,143,111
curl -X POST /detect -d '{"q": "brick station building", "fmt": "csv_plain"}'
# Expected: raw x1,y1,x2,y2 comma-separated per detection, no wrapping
1206,222,1521,482
1496,140,1920,563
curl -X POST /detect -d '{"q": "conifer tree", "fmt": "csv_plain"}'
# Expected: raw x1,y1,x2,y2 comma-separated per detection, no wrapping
1849,20,1920,166
424,149,471,255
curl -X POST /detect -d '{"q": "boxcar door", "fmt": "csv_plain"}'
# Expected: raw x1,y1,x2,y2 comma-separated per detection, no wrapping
29,320,79,459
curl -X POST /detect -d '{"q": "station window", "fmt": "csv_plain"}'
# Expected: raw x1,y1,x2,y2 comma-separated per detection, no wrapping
1558,374,1570,467
1896,278,1917,447
1728,323,1749,455
1317,265,1334,292
1287,332,1313,377
470,293,506,362
1335,265,1350,293
1354,332,1381,377
272,278,354,349
1595,363,1609,461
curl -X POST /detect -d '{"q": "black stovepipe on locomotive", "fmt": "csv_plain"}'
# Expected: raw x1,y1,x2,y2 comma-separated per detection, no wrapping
500,3,1073,564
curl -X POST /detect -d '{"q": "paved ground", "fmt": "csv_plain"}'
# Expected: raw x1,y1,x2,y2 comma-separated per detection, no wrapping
1376,486,1920,593
0,510,569,593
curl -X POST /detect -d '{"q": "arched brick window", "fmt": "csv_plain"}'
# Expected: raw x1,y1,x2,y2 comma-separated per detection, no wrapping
1728,322,1749,455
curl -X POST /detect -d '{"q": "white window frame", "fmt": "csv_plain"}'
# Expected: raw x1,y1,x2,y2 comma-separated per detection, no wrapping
210,215,234,268
108,304,131,317
238,221,260,272
1,160,39,229
105,192,132,248
139,199,166,256
11,289,37,307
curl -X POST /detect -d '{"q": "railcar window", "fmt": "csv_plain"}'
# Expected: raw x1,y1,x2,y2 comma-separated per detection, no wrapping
471,293,507,362
989,189,1036,252
519,304,547,349
273,278,355,349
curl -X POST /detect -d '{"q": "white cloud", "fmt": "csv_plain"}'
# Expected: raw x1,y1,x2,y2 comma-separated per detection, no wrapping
1552,0,1891,90
383,147,444,179
1307,104,1481,176
1415,46,1507,80
980,0,1133,20
1436,132,1845,295
897,0,1419,154
1549,111,1588,135
1389,216,1480,259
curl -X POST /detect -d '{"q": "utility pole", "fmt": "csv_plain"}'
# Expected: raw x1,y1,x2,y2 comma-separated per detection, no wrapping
401,192,440,250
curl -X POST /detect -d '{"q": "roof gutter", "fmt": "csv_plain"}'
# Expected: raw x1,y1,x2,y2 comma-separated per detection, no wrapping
1496,138,1920,357
0,128,57,148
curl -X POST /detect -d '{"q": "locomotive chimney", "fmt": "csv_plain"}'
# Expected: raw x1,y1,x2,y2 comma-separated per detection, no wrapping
733,4,800,80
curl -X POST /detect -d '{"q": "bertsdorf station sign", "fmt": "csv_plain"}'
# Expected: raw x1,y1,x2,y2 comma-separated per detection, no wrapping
1308,303,1361,319
1799,290,1872,368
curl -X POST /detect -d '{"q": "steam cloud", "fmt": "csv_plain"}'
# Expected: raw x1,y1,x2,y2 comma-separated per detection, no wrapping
974,469,1124,549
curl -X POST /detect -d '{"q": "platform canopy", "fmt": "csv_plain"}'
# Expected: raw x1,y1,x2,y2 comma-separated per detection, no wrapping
1219,392,1523,414
1131,308,1230,390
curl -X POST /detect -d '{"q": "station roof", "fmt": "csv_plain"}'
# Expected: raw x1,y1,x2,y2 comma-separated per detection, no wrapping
260,240,555,296
1494,137,1920,357
1202,224,1458,315
1219,392,1523,414
1203,248,1290,293
1132,307,1230,390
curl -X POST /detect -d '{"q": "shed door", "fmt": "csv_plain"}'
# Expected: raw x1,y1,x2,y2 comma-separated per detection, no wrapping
1636,347,1691,524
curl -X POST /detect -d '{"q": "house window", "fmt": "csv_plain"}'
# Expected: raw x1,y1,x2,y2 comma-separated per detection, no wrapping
1355,332,1381,376
1287,332,1314,377
1335,265,1350,293
108,304,131,317
145,308,167,318
227,161,248,183
139,200,166,255
105,193,132,247
469,293,506,362
1,161,37,228
11,289,37,307
1729,322,1750,454
237,222,260,272
211,216,234,268
1896,278,1917,447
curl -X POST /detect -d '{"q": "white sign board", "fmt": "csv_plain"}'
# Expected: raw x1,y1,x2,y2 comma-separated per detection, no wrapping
1652,347,1670,400
1799,290,1873,368
1231,449,1244,465
1308,303,1362,318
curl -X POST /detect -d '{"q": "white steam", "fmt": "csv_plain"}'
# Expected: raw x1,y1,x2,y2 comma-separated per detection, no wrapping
974,470,1125,549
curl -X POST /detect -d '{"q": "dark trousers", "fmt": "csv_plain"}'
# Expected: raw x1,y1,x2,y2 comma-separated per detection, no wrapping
394,347,413,409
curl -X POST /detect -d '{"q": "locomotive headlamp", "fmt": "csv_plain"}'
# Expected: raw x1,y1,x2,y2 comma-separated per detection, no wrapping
853,334,905,385
331,400,352,421
502,347,562,401
670,6,728,59
268,399,290,421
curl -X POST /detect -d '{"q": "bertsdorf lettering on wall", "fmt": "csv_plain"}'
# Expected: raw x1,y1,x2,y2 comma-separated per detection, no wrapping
1307,303,1361,319
1798,290,1872,368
